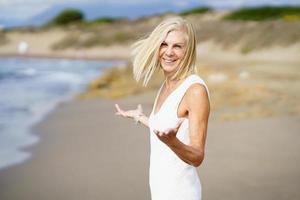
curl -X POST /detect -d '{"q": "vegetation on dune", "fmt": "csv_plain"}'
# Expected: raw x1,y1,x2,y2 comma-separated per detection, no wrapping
50,16,158,49
50,24,138,49
49,9,84,25
46,5,300,50
179,7,212,16
50,18,300,51
78,64,164,99
84,17,122,25
223,6,300,21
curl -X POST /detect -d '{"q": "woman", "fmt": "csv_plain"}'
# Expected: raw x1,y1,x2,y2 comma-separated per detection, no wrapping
115,17,210,200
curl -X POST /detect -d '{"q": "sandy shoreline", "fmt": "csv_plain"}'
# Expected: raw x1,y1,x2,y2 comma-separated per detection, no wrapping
0,91,299,200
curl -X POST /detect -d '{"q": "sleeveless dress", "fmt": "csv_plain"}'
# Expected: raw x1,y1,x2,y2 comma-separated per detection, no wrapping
148,74,210,200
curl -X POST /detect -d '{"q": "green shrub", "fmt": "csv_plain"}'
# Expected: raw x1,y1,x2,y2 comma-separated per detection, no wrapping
283,14,300,22
50,9,84,25
92,17,118,24
180,7,211,16
82,17,121,26
224,6,300,21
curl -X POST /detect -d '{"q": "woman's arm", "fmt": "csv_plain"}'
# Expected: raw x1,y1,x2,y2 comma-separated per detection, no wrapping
135,114,149,128
154,84,210,167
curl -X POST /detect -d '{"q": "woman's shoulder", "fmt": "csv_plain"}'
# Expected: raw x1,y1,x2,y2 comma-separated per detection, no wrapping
188,74,206,83
185,74,210,101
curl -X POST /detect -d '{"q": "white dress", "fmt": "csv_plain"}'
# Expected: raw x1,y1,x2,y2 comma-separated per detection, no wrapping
148,74,209,200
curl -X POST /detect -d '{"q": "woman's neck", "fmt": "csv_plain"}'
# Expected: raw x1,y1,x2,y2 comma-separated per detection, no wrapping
163,68,188,90
164,75,182,90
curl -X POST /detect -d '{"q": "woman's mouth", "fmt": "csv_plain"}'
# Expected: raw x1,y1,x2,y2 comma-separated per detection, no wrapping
163,58,177,64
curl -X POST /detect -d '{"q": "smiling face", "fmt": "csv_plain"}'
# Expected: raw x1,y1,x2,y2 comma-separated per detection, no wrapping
159,29,188,77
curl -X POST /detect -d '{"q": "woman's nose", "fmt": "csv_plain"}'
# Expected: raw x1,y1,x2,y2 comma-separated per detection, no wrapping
165,47,174,56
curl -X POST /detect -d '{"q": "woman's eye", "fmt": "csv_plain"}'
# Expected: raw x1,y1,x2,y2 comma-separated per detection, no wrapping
174,45,182,48
161,43,167,47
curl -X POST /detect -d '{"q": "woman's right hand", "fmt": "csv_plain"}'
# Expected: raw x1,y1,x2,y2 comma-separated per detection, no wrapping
115,104,149,127
115,104,143,120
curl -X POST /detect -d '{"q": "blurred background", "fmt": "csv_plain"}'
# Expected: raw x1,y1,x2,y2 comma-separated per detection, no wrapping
0,0,300,200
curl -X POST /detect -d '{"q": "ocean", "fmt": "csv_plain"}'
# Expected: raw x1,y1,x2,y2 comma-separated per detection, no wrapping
0,57,123,170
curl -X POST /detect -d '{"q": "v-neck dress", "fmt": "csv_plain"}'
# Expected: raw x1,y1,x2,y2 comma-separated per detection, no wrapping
148,74,209,200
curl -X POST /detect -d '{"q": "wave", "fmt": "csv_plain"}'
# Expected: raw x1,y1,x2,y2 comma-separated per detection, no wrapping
0,57,124,170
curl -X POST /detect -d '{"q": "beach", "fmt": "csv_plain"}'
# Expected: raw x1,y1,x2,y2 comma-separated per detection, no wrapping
1,10,300,200
0,45,300,200
0,90,299,199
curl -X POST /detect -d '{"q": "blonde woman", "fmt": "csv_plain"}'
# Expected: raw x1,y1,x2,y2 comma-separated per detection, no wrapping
115,17,210,200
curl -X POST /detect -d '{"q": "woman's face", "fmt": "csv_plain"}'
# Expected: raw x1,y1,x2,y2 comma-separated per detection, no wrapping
159,29,187,76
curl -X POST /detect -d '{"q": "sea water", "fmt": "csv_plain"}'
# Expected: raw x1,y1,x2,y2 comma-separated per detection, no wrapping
0,57,124,170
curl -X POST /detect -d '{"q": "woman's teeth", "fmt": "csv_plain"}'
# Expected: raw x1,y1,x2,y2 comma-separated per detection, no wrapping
164,59,176,63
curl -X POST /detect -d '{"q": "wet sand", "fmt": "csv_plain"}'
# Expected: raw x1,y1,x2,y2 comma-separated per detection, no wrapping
0,92,299,200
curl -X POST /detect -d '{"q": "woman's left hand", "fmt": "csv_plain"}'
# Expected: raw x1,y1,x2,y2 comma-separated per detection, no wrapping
153,119,184,145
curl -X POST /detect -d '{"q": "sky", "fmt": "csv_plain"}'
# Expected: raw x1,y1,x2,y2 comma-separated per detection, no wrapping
0,0,300,27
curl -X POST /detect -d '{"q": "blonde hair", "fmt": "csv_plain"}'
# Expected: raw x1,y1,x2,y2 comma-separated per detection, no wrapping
132,16,197,86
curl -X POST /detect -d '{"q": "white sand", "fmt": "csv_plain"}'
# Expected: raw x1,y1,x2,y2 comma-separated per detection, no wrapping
0,93,299,200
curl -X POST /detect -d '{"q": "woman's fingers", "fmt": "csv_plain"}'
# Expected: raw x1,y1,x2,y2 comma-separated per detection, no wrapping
115,104,122,112
115,104,126,116
161,120,184,135
115,104,135,118
115,104,144,119
175,118,184,131
163,128,172,134
154,130,164,137
137,104,143,112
